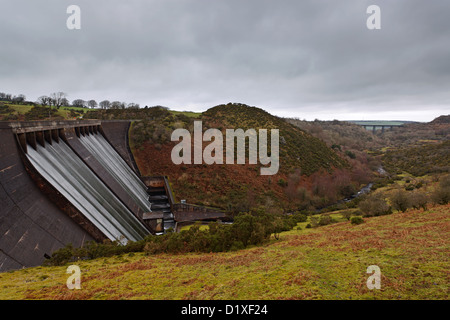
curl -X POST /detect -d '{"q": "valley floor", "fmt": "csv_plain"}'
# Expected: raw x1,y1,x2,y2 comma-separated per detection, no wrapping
0,204,448,300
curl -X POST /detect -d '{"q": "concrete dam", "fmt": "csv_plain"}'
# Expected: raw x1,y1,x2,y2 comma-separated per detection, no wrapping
0,120,227,272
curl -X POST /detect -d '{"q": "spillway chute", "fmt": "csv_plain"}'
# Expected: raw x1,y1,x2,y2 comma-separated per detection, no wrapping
25,138,150,244
78,132,152,213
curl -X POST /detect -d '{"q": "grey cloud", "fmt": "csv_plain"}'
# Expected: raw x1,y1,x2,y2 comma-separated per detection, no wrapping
0,0,449,121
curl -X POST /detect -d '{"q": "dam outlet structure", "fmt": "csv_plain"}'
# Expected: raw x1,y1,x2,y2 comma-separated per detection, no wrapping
0,120,229,272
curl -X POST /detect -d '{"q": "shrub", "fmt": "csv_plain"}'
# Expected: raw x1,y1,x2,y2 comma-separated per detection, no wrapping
432,185,450,205
358,193,391,217
307,214,336,228
69,109,82,118
410,190,429,211
318,214,334,226
24,106,58,120
292,212,308,223
230,241,245,251
431,175,450,205
45,207,302,266
144,241,162,254
0,104,13,114
341,210,353,220
440,175,450,189
390,190,411,213
351,216,365,225
277,178,288,187
309,216,319,228
432,188,450,205
44,244,75,266
2,114,19,121
345,150,356,159
331,144,342,151
371,177,391,191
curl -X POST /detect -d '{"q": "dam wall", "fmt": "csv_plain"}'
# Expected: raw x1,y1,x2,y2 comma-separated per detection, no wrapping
0,120,229,272
0,120,154,272
0,122,95,271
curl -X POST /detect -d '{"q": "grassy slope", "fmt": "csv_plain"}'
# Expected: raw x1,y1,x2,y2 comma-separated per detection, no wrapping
0,102,89,120
169,110,202,118
1,204,448,300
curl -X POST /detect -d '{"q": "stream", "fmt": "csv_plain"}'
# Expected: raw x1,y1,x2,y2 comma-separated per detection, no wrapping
317,166,387,211
343,182,373,202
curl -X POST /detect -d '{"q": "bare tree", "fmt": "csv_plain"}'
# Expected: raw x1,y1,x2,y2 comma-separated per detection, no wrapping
50,92,68,109
12,94,26,104
87,99,97,109
0,92,12,101
111,101,122,109
72,99,86,108
128,103,140,109
99,100,111,109
390,190,411,213
37,96,52,106
61,98,70,107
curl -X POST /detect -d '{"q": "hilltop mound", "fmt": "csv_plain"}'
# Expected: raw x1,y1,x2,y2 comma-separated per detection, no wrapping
430,115,450,124
202,103,347,175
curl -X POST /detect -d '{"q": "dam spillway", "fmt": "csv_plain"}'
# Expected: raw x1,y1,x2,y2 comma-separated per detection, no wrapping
26,138,149,244
1,120,229,272
78,132,152,214
0,120,161,272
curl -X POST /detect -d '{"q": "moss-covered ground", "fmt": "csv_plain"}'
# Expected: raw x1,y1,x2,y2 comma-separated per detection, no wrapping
1,204,448,300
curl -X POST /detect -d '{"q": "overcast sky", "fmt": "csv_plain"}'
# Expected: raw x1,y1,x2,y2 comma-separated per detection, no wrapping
1,0,449,121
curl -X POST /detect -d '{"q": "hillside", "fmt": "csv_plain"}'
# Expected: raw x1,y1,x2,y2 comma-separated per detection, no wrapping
286,118,384,174
1,203,448,300
0,102,370,212
430,115,450,125
1,101,448,301
202,104,348,175
0,101,87,121
287,116,450,154
128,103,368,212
383,140,450,177
286,118,382,152
380,116,450,148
